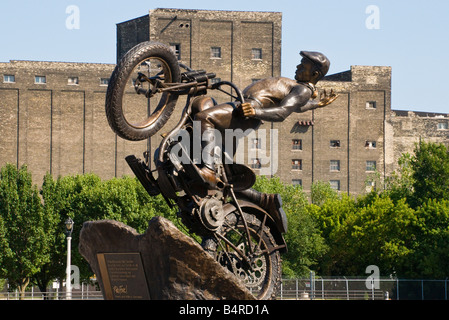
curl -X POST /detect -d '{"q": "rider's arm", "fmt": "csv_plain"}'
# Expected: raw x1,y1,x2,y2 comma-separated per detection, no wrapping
297,89,339,112
297,99,319,112
251,85,311,122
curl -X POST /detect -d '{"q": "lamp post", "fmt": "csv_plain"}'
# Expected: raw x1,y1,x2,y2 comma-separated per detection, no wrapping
65,217,74,300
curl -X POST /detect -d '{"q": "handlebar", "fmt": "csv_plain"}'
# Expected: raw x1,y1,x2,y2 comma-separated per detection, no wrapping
181,70,216,83
135,67,244,103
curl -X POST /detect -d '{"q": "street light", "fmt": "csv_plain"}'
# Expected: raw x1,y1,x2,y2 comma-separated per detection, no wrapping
64,217,74,300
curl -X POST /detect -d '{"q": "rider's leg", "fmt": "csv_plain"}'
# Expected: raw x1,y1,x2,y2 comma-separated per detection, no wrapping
194,102,260,187
194,103,239,186
193,101,287,231
236,188,288,234
191,96,217,118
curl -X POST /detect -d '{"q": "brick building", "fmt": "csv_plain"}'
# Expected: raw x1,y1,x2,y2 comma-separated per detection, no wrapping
117,8,282,87
1,8,448,194
0,60,146,184
390,110,449,165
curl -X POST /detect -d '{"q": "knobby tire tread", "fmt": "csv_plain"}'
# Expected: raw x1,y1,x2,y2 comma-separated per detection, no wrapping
105,41,180,141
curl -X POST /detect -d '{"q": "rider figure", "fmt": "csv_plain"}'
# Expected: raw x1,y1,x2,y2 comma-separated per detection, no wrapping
192,51,338,233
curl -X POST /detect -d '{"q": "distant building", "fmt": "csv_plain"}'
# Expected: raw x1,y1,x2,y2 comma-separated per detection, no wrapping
0,60,143,184
117,8,282,88
390,110,449,164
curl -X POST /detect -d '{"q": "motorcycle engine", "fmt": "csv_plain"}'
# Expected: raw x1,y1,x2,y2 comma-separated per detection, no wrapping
198,197,225,231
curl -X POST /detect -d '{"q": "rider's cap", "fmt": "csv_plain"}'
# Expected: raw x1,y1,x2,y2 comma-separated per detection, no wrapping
300,51,330,78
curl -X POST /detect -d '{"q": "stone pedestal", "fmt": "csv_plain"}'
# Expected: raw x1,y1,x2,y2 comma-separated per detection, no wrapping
79,216,255,300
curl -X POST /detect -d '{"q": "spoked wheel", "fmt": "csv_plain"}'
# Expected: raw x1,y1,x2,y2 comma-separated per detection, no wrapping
203,210,282,300
105,41,181,141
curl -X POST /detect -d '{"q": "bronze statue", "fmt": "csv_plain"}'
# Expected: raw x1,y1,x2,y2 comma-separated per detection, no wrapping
192,51,338,233
105,42,338,299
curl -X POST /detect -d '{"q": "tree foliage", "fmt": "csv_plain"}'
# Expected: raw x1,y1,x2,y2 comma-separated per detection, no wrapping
410,141,449,207
37,173,177,282
309,141,449,278
0,164,54,298
253,176,328,277
412,199,449,278
2,141,449,291
310,194,418,277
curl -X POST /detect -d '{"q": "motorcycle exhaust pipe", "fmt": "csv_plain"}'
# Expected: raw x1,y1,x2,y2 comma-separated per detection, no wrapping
125,155,160,196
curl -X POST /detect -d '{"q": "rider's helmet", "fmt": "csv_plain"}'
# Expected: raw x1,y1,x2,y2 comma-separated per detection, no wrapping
300,51,330,79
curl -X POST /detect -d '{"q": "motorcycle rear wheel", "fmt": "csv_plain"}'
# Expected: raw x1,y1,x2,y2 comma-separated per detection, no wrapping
203,210,282,300
105,41,181,141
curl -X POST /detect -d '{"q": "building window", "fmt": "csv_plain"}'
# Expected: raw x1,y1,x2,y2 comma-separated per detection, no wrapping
251,138,261,149
210,47,222,59
35,76,46,84
330,180,340,191
366,161,377,172
437,122,448,130
366,101,377,109
330,140,341,148
330,160,340,172
365,141,377,149
100,78,109,86
251,48,262,60
170,43,181,60
292,139,302,150
250,158,261,169
292,179,302,186
3,75,15,83
292,159,302,170
68,77,79,85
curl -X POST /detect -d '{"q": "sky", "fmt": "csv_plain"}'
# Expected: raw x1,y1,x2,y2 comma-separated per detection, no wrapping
1,0,448,114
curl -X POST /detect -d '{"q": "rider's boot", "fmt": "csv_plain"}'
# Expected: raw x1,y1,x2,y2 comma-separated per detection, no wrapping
237,188,288,234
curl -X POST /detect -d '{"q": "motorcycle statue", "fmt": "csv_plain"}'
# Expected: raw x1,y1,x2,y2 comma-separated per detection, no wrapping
105,41,287,299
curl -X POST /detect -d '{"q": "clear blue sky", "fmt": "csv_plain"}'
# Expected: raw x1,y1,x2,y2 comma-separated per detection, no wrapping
1,0,448,113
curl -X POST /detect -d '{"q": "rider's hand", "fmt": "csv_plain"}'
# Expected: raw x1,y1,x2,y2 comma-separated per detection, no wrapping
239,102,256,117
317,89,339,107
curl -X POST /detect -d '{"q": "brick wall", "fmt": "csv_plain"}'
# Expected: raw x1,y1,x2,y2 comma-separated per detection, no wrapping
0,60,147,184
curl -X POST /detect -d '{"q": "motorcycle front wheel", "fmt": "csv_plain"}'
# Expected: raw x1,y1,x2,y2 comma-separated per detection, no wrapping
105,41,181,141
203,210,282,300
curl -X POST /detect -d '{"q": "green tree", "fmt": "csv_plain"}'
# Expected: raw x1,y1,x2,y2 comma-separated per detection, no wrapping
307,193,358,275
346,195,417,277
310,192,419,277
0,164,51,298
310,180,338,206
411,141,449,207
31,173,72,298
412,199,449,278
253,176,327,277
37,173,176,282
384,152,415,203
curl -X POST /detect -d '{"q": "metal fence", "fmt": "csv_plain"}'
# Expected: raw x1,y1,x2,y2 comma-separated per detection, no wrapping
0,282,103,300
2,278,448,300
278,278,449,300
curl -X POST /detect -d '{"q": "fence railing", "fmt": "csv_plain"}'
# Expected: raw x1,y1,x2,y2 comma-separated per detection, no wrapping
278,278,449,300
0,282,103,300
2,278,448,300
1,290,103,300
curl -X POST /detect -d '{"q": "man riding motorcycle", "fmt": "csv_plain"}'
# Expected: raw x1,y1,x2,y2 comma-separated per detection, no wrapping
192,51,338,234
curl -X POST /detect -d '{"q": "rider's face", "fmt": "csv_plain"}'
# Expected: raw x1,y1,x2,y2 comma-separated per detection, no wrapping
295,59,316,82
